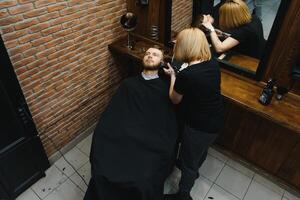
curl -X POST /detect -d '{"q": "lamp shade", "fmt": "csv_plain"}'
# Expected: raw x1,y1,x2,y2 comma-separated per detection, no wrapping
120,12,137,31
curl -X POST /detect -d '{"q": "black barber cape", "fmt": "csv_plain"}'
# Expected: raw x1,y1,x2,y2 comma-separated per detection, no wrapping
85,75,178,200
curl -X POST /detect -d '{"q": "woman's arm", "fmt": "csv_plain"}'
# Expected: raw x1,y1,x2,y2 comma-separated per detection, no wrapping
163,63,183,104
203,22,239,53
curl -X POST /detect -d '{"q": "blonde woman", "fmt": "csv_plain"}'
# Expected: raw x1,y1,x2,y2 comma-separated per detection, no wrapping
203,0,265,58
164,28,223,200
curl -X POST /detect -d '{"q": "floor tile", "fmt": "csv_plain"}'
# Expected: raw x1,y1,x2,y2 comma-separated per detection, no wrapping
31,165,68,199
64,147,89,170
226,159,255,178
54,156,76,177
204,184,240,200
43,179,84,200
16,189,40,200
208,147,229,163
284,191,300,200
76,134,93,156
243,180,282,200
69,162,91,192
190,176,213,200
199,154,225,182
253,174,285,196
215,165,252,199
69,172,89,193
76,162,91,184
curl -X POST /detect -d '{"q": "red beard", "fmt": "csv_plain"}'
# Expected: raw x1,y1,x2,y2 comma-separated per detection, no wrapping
143,60,161,71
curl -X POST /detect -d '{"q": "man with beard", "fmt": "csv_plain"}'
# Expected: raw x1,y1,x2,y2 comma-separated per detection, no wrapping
84,48,178,200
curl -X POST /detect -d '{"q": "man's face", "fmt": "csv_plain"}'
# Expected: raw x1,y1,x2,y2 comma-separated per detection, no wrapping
143,48,163,70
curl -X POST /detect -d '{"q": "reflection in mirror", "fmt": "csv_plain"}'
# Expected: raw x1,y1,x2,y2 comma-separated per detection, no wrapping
170,0,284,78
212,0,281,40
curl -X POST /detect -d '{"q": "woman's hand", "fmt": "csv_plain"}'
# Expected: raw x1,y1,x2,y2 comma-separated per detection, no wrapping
203,14,214,24
164,63,182,104
163,63,176,77
202,21,215,33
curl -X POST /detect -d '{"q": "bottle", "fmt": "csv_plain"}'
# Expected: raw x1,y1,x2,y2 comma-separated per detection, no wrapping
258,78,276,105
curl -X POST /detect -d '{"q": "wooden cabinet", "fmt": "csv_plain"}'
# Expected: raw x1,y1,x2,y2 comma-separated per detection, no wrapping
218,99,300,174
278,142,300,188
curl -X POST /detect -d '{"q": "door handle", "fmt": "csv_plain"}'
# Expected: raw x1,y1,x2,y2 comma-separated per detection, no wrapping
17,102,33,126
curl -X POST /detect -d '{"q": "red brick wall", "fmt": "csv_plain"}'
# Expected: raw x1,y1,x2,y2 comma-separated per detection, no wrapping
171,0,193,34
0,0,127,156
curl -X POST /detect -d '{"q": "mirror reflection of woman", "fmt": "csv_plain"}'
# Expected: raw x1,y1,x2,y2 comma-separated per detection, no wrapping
203,0,265,59
164,28,224,200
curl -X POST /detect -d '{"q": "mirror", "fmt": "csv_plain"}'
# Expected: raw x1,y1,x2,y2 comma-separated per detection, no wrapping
168,0,290,80
120,12,138,49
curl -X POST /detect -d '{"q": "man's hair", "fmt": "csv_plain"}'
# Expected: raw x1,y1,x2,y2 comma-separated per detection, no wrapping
174,28,211,63
219,0,252,31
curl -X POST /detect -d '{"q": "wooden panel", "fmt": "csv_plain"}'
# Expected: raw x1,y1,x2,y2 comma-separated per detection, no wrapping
127,0,167,43
217,99,299,174
278,141,300,188
158,0,169,43
216,101,260,152
246,121,299,173
263,0,300,88
127,0,149,38
216,100,261,157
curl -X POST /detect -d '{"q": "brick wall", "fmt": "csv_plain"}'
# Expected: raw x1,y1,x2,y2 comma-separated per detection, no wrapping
171,0,193,34
0,0,127,156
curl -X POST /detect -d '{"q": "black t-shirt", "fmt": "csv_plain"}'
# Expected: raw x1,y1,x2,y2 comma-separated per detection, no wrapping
228,15,266,59
174,59,224,133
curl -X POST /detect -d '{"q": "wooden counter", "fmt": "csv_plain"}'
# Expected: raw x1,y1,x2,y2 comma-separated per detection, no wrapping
221,70,300,134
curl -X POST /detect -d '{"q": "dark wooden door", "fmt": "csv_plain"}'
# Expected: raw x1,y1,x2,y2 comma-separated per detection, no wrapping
0,36,49,199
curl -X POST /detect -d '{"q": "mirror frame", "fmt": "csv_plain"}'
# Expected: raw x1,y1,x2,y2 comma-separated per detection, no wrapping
164,0,292,81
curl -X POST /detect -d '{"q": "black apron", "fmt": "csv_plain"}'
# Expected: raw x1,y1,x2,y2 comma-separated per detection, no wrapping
85,75,178,200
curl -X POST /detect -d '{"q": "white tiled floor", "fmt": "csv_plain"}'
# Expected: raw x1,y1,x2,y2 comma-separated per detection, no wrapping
16,133,300,200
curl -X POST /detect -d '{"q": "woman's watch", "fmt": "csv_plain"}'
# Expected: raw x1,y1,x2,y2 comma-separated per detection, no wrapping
209,27,215,33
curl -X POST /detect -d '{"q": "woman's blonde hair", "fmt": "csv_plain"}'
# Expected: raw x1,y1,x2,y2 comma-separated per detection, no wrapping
219,0,252,31
174,28,211,63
